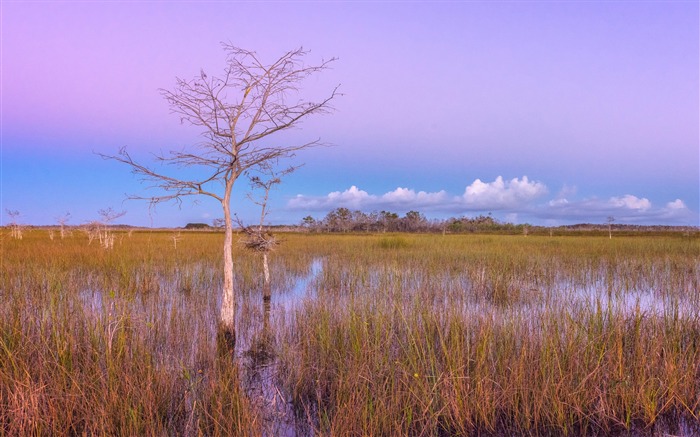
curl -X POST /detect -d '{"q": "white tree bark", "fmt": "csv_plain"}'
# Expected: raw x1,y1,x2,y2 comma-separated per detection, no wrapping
262,252,271,301
219,179,236,351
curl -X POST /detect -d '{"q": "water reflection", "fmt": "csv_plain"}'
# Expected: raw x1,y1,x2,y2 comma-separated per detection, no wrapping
240,257,324,436
276,257,324,310
71,255,697,436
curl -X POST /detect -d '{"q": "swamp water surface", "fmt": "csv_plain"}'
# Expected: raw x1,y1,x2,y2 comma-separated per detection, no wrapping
237,257,325,436
70,252,698,436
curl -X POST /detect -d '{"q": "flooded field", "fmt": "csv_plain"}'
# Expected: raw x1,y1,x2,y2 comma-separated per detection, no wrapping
1,231,698,435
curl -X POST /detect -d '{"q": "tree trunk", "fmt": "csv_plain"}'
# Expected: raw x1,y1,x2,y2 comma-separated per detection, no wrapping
262,291,271,334
218,192,236,356
262,252,271,302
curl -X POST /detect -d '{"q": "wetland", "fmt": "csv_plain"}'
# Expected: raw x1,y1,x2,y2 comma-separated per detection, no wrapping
1,230,698,435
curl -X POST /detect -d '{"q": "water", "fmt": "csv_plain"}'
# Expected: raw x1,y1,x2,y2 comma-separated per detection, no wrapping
275,257,324,310
239,257,325,436
570,284,697,319
72,257,697,436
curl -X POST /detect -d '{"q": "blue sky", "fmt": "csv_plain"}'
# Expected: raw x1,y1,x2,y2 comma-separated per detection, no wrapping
2,1,698,227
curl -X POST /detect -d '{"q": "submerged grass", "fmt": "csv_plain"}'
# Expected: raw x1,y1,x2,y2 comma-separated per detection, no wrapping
1,230,698,435
0,230,260,436
276,233,700,436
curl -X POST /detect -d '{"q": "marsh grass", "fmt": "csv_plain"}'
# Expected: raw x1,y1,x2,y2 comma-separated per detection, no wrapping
0,230,260,435
378,235,411,250
1,230,698,435
275,234,700,436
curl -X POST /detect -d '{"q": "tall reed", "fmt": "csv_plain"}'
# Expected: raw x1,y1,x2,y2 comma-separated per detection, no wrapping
1,230,698,435
0,230,260,435
276,233,700,435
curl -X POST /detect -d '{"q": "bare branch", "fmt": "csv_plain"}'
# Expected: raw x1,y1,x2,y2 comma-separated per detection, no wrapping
99,147,225,204
102,45,337,209
103,44,338,349
98,207,126,224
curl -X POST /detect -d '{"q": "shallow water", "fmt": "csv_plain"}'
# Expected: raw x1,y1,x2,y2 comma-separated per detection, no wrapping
275,257,324,310
238,257,324,436
71,255,697,437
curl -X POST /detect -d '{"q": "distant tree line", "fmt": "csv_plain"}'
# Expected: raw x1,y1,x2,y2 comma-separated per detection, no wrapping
299,208,529,234
185,223,212,230
297,208,699,235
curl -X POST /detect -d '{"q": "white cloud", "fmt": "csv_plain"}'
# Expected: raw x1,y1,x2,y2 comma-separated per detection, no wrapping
609,195,651,211
327,186,374,208
288,185,447,211
666,199,687,210
287,179,697,226
288,176,547,213
462,176,548,209
549,198,569,206
381,187,448,205
288,195,321,210
653,199,694,222
540,194,696,225
549,185,576,207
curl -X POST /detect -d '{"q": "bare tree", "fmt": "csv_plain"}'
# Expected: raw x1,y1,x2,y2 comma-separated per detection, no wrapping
101,45,339,353
81,221,102,245
238,163,294,302
6,210,23,239
237,163,294,364
606,216,615,240
96,207,126,249
56,212,71,239
171,231,182,249
212,218,226,228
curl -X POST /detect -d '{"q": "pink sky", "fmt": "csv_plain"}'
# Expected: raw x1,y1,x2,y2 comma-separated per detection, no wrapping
2,1,698,227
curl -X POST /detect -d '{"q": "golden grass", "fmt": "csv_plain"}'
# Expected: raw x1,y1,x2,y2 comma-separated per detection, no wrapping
1,230,698,435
